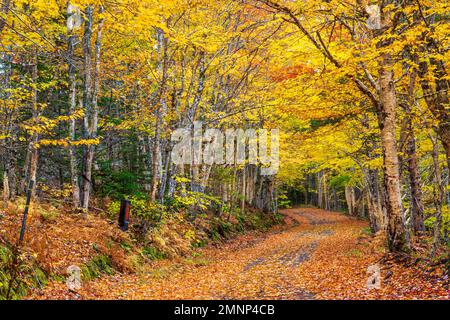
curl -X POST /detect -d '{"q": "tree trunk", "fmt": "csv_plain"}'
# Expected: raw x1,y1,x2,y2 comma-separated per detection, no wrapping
400,70,425,233
81,5,93,210
150,28,168,202
241,166,246,215
150,131,160,202
67,14,81,209
28,49,40,196
317,171,323,209
81,5,103,210
406,119,425,233
2,171,9,209
345,186,356,216
431,135,444,256
378,49,410,252
366,169,386,233
158,142,170,202
323,171,330,210
304,177,309,205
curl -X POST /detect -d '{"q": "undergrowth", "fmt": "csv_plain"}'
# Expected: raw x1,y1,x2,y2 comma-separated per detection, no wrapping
81,254,114,281
0,241,48,300
0,191,283,299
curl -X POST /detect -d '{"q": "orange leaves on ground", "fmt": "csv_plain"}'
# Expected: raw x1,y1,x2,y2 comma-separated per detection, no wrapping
28,208,450,300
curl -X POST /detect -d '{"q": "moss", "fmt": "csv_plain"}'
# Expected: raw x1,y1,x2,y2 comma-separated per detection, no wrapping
0,244,48,300
39,208,60,222
361,227,373,236
206,210,282,243
150,268,171,279
120,241,133,252
142,246,167,260
33,268,48,288
149,265,181,279
192,239,207,248
125,254,145,273
184,256,210,267
81,254,114,281
51,274,66,283
347,249,363,257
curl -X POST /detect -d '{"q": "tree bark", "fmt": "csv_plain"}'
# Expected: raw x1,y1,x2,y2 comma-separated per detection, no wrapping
150,27,168,202
28,49,40,196
67,6,81,209
345,186,355,216
400,71,425,233
150,129,160,202
406,117,425,233
431,135,444,256
80,5,93,210
365,169,386,232
378,50,409,252
2,171,9,209
81,5,103,210
241,166,246,214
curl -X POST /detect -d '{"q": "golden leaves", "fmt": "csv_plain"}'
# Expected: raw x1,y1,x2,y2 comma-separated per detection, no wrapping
28,208,449,300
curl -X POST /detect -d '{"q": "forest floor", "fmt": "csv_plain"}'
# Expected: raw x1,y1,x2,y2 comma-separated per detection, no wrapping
29,208,449,300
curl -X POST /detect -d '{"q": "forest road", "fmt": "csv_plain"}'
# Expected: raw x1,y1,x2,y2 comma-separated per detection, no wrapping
32,207,449,299
35,207,370,299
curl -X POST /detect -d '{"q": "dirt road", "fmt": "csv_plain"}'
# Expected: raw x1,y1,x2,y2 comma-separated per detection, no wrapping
33,208,449,300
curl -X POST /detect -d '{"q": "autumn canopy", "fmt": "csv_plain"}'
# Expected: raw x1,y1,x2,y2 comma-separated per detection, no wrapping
0,0,449,301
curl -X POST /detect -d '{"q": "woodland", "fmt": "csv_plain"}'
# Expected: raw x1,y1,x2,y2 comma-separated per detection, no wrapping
0,0,449,300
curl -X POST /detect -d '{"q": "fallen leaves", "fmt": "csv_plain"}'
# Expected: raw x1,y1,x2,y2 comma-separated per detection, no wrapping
26,208,450,300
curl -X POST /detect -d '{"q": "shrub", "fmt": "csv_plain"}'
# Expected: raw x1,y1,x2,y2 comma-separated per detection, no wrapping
107,195,166,240
0,243,47,300
125,254,145,273
424,206,450,237
278,194,292,209
166,190,221,212
96,161,143,200
39,205,60,222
